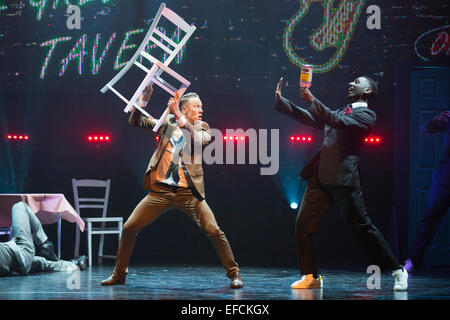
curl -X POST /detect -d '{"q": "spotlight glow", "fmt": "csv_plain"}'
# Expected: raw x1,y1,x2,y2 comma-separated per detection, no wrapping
290,202,299,210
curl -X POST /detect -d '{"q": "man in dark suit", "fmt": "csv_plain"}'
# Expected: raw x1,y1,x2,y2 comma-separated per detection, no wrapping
274,76,408,290
101,85,243,289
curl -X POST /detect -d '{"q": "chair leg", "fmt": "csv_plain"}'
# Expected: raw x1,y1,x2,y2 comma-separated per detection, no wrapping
87,222,92,267
74,225,80,258
99,233,105,265
118,220,123,247
57,214,61,259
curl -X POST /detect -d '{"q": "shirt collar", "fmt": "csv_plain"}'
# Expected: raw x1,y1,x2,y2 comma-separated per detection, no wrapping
351,102,368,109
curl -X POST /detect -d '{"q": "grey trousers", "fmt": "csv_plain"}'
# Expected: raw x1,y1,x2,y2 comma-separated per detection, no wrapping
0,202,77,275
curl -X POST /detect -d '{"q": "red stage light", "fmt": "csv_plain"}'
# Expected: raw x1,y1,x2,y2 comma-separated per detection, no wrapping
364,136,382,144
290,135,313,143
87,134,111,143
7,134,30,142
223,135,246,141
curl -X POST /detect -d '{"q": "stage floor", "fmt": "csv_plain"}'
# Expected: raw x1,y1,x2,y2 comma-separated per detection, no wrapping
0,265,449,300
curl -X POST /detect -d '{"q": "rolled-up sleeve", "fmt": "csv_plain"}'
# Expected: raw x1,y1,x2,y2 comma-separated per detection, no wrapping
128,108,157,129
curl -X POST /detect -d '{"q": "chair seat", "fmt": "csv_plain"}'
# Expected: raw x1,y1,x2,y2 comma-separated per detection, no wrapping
99,254,116,259
90,228,122,234
84,217,123,223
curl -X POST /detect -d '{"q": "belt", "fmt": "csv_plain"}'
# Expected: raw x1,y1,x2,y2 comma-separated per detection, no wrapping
154,182,189,193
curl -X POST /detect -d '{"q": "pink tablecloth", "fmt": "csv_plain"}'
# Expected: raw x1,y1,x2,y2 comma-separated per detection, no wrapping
0,194,85,232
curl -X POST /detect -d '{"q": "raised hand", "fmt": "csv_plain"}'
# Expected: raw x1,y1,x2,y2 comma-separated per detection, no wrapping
140,83,153,103
300,87,315,103
167,89,182,116
275,77,283,101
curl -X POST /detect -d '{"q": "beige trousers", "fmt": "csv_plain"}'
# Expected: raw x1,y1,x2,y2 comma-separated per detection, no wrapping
114,184,239,278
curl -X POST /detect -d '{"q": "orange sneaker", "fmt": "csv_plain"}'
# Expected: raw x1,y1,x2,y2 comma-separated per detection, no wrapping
291,274,323,289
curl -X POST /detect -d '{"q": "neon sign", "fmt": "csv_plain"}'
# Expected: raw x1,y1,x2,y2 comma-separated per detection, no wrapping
283,0,365,73
39,27,185,79
414,25,449,61
29,0,112,21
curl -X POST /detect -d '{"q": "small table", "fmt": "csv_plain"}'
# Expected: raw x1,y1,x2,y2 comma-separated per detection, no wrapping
0,194,86,258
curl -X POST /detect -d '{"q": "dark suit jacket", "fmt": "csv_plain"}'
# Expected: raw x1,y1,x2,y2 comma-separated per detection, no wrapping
275,96,376,187
129,109,211,199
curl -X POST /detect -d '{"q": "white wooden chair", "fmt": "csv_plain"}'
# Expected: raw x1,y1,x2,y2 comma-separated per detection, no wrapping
72,179,123,266
100,2,196,132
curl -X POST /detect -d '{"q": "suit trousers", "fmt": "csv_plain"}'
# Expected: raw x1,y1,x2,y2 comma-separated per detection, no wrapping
410,176,450,267
114,184,240,278
296,173,401,277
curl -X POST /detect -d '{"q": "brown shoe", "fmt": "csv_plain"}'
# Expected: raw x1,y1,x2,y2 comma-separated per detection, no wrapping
101,269,128,286
230,271,244,289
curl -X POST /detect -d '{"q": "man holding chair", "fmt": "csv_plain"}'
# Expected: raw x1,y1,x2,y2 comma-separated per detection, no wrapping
101,85,243,289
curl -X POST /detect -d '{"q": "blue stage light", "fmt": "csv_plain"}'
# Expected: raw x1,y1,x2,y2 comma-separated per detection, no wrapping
290,202,298,210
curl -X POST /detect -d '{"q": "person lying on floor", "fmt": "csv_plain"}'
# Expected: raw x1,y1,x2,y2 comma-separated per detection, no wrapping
0,201,86,276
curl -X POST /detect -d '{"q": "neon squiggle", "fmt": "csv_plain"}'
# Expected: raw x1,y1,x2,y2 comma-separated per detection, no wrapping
283,0,365,73
414,25,450,61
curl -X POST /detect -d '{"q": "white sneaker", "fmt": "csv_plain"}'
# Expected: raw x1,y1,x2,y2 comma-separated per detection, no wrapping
392,267,408,291
291,274,323,289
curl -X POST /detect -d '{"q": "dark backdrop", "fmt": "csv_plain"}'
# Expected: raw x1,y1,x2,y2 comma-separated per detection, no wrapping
1,0,448,269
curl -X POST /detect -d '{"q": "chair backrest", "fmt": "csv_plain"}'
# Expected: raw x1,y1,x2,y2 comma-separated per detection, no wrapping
72,179,111,219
